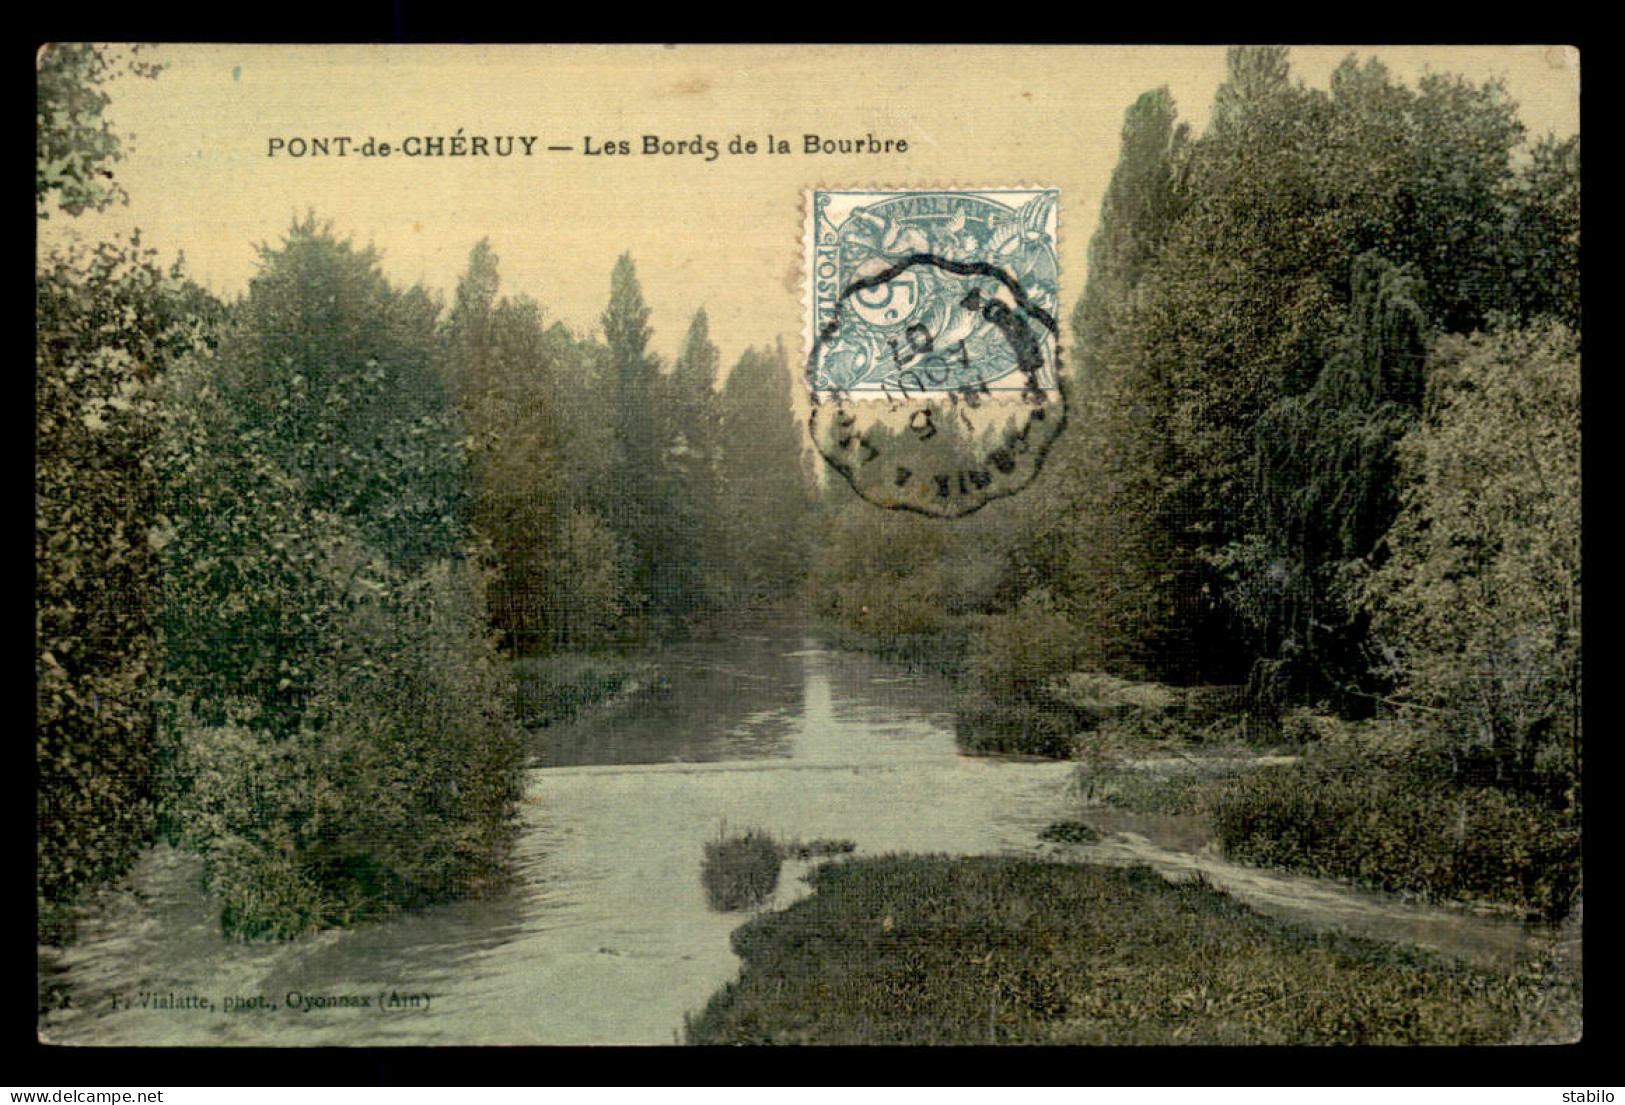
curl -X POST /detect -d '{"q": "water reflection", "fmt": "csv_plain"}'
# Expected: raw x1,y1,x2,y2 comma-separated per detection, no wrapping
39,613,1555,1047
529,624,809,767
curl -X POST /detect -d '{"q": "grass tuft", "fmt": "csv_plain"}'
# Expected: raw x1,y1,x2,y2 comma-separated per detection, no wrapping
700,828,784,912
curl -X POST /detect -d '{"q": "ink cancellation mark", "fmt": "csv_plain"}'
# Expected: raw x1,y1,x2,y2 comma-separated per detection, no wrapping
808,188,1059,394
805,188,1065,518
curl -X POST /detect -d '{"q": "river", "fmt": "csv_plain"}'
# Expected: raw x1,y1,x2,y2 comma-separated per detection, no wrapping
37,613,1562,1046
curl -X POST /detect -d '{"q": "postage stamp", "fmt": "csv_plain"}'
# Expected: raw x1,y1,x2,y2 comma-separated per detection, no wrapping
806,188,1061,396
36,44,1580,1059
804,187,1066,517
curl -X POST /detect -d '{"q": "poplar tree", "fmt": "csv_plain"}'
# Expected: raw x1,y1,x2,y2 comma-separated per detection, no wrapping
715,343,812,603
663,310,724,606
601,255,703,632
1016,85,1190,675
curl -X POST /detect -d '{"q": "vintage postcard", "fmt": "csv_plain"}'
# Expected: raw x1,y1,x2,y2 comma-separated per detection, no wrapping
36,44,1580,1048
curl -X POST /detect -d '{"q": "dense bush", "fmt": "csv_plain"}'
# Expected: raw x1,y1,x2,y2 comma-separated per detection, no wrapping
37,233,217,908
953,702,1078,758
953,592,1087,757
162,560,524,938
700,829,783,912
155,219,523,938
807,483,1012,648
1363,323,1581,798
1213,747,1580,920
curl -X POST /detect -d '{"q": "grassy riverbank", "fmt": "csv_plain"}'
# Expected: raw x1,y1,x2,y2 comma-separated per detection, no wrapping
813,619,971,676
511,653,659,728
1211,750,1581,921
684,855,1556,1046
822,614,1581,924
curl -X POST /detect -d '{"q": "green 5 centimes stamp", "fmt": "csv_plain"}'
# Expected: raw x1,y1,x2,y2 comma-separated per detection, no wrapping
805,187,1065,517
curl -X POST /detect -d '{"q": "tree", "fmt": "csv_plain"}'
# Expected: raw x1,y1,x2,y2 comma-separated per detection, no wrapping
601,255,705,631
604,253,658,479
36,43,162,219
544,507,626,651
36,42,200,912
444,241,571,651
1221,254,1430,707
715,343,812,604
1503,135,1581,330
218,215,465,570
1038,47,1577,687
1363,323,1580,795
661,310,724,606
157,218,522,936
1019,85,1191,676
37,234,216,908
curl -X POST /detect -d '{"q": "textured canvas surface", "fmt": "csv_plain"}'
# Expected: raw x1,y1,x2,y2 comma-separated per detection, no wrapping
36,44,1581,1051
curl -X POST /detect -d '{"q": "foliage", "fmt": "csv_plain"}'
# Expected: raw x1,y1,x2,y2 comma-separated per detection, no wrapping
1363,323,1581,794
685,856,1535,1044
155,218,523,937
962,590,1084,707
219,214,466,570
807,473,1008,647
1021,48,1580,690
1218,253,1430,706
660,311,726,609
714,343,814,606
1213,745,1580,920
444,241,626,652
163,561,523,937
544,508,628,651
1016,87,1189,678
37,233,216,907
953,592,1086,757
36,43,162,218
700,828,783,912
602,255,707,631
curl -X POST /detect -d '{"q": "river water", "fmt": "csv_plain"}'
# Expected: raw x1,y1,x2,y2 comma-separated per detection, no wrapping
37,614,1562,1046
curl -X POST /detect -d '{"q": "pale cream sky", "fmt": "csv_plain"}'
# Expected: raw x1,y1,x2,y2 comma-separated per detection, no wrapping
39,44,1579,368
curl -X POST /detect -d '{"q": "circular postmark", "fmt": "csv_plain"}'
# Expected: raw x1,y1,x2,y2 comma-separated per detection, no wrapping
806,189,1065,517
805,188,1065,517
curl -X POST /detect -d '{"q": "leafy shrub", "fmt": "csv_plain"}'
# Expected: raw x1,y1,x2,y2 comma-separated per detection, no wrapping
953,703,1078,758
954,592,1087,757
1362,324,1581,797
153,221,523,938
36,233,218,910
162,560,524,938
963,591,1082,705
1038,821,1100,844
1213,747,1580,919
701,829,783,912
